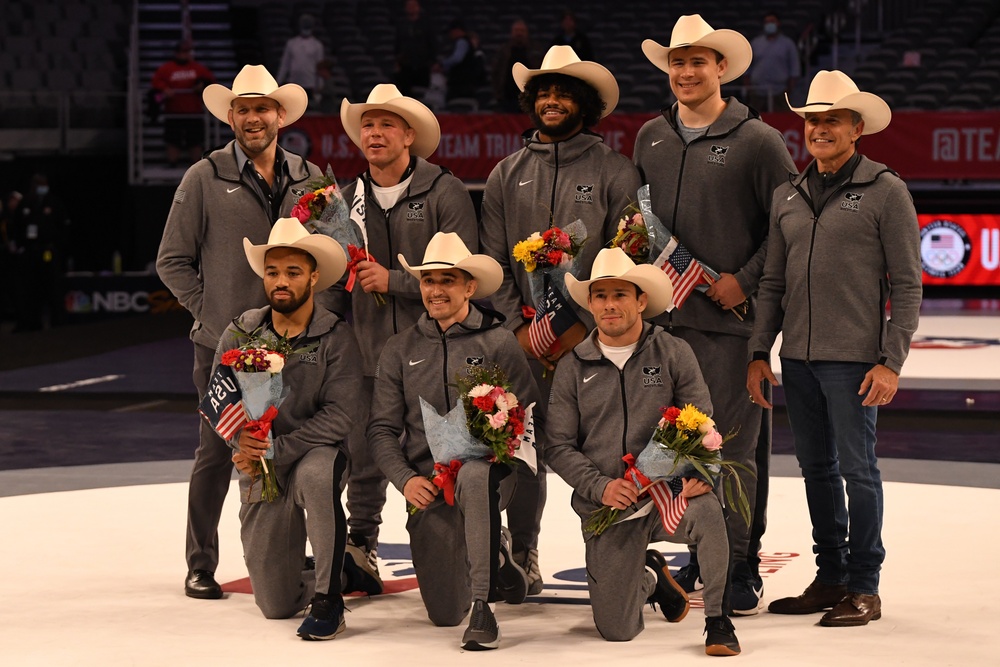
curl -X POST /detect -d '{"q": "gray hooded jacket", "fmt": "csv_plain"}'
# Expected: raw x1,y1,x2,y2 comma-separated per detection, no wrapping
749,155,922,373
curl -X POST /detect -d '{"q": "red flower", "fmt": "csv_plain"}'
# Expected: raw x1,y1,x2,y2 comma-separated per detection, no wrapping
662,406,681,424
221,349,243,366
546,250,563,265
472,395,495,412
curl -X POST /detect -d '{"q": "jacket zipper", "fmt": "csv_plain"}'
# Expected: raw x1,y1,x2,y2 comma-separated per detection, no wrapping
440,330,451,406
617,361,631,457
549,142,559,225
381,203,399,333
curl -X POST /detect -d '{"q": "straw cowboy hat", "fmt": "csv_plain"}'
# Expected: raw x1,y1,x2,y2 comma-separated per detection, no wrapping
787,70,891,135
203,64,309,125
244,218,348,291
340,84,441,158
398,232,503,299
512,45,620,118
642,14,753,84
565,247,674,315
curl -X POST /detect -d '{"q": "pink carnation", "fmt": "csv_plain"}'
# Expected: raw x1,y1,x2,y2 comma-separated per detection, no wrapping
290,203,312,223
488,410,509,430
702,429,724,451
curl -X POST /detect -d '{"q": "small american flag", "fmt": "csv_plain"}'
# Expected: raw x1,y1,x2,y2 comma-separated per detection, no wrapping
648,477,689,534
653,237,707,308
930,234,953,249
527,276,580,358
198,364,247,441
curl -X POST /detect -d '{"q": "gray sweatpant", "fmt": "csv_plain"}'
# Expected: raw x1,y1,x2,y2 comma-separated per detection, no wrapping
673,327,769,568
406,460,515,626
186,342,237,573
586,492,729,641
506,357,549,554
345,375,390,550
239,447,348,619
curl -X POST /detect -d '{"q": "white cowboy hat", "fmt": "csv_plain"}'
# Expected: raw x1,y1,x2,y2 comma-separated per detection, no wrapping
565,247,674,315
340,84,441,158
511,45,619,118
787,70,891,135
398,232,502,299
203,64,309,125
642,14,752,84
243,218,348,292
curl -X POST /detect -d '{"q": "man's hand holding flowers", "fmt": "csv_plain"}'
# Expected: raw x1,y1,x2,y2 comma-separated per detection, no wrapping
236,427,271,466
355,258,390,295
404,475,439,511
601,477,640,511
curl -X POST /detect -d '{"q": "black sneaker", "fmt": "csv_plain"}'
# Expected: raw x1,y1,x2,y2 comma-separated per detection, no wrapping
496,526,529,605
461,599,500,650
514,547,543,596
704,616,741,656
343,536,383,595
673,561,705,595
645,550,690,623
297,593,346,641
731,564,763,616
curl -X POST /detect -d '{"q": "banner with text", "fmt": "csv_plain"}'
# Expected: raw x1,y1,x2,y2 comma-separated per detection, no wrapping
918,213,1000,286
280,111,1000,183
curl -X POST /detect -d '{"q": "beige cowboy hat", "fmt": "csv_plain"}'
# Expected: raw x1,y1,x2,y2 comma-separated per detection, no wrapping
565,247,674,315
787,70,891,135
340,84,441,158
512,45,620,118
398,232,503,299
243,218,348,291
642,14,752,84
203,64,309,125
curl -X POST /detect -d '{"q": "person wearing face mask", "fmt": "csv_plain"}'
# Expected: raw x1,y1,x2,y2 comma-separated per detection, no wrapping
150,41,216,167
747,12,801,112
277,14,326,109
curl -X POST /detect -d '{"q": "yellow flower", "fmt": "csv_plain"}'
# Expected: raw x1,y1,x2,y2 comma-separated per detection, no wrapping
675,404,708,432
513,236,545,270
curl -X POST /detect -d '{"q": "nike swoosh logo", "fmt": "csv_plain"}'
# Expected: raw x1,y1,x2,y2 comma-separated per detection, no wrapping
408,359,426,366
227,186,241,193
787,192,798,201
651,139,665,146
518,179,533,186
583,373,598,383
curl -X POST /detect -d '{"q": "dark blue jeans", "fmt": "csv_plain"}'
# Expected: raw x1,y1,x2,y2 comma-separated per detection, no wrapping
781,359,885,595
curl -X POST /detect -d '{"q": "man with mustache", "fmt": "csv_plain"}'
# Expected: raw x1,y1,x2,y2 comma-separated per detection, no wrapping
480,45,641,596
157,64,322,601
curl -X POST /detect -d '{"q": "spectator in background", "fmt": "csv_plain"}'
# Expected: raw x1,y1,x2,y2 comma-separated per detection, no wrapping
550,10,593,61
151,41,216,167
7,174,70,332
438,20,484,102
394,0,437,97
277,14,326,106
493,19,543,112
747,12,801,112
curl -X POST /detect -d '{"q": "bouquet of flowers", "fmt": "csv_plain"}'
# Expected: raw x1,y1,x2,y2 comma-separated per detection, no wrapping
291,167,385,305
512,220,588,359
198,327,313,502
411,364,536,513
584,404,750,536
611,185,748,319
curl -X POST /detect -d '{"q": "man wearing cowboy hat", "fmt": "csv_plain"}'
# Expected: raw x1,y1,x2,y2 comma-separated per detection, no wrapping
329,84,478,596
545,248,740,655
747,70,921,627
367,232,540,650
157,64,323,600
634,14,796,613
219,217,362,639
480,44,641,595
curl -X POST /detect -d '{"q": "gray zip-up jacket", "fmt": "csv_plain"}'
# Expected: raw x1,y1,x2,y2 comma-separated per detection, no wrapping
633,99,795,337
749,155,922,374
215,304,363,502
321,158,478,377
545,322,712,520
367,303,542,495
481,130,642,331
156,140,322,349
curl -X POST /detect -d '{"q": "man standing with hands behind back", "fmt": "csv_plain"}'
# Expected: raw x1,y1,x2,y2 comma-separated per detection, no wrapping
157,64,320,600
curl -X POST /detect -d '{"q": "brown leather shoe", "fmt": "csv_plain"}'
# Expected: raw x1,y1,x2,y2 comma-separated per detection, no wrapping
820,593,882,627
767,579,848,614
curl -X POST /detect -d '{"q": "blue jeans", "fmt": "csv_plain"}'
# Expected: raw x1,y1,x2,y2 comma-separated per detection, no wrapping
781,359,884,595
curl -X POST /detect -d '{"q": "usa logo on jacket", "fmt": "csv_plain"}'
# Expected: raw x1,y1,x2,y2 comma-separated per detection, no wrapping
642,365,663,386
574,184,594,204
708,145,728,165
406,201,425,220
841,192,864,212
